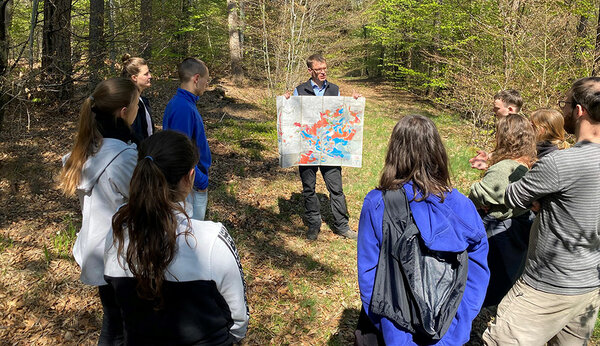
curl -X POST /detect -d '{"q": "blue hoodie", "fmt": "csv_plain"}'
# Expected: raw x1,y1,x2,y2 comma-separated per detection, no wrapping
357,183,489,345
163,88,212,190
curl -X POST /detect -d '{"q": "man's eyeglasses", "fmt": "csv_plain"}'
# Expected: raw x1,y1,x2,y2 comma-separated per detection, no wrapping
310,68,327,74
558,100,576,108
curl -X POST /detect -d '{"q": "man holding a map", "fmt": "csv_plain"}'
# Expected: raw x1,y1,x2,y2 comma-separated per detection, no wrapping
283,53,360,241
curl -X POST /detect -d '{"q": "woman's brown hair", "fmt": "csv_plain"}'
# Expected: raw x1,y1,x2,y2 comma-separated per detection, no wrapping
121,54,148,79
488,113,537,168
60,78,139,195
111,130,199,302
531,108,570,150
378,115,452,201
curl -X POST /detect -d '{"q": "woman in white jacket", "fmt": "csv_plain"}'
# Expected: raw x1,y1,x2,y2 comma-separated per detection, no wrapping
104,130,249,344
60,78,139,344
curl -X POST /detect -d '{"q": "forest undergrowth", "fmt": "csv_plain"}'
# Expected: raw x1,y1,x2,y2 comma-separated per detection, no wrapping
0,77,597,345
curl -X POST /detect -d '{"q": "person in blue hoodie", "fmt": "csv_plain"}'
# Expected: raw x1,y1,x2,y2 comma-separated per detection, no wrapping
357,115,490,345
163,57,212,220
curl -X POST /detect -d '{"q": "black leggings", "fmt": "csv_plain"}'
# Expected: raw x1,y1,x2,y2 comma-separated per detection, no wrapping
98,285,124,346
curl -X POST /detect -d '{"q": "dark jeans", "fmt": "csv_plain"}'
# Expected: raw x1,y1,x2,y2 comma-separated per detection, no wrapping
98,285,124,346
482,212,532,307
299,165,349,233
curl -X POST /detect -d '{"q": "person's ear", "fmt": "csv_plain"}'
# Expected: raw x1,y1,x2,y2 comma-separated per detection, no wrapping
131,74,138,83
575,104,586,118
118,106,128,119
507,105,516,114
192,74,200,84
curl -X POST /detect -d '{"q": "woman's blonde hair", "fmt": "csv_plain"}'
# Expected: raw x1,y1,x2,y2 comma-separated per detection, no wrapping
531,108,570,150
121,54,148,80
489,114,537,168
60,78,138,195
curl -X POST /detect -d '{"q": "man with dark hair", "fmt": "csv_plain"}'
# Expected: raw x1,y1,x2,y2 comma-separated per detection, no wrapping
470,89,524,170
483,77,600,345
283,54,358,240
493,89,523,117
163,58,211,220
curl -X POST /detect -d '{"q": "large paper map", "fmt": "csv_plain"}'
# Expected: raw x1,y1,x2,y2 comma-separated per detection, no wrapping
276,96,365,168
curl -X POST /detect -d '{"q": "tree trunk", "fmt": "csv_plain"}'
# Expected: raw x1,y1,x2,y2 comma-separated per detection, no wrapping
28,0,40,69
175,0,191,57
106,0,116,73
0,0,9,76
228,0,244,83
0,0,9,132
42,0,72,100
89,0,104,88
593,7,600,76
140,0,152,60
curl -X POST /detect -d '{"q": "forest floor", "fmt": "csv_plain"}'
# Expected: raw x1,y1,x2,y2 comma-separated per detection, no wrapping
0,76,597,345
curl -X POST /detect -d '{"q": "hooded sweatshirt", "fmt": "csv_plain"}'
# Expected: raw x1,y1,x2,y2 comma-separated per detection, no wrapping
357,182,489,345
69,138,137,286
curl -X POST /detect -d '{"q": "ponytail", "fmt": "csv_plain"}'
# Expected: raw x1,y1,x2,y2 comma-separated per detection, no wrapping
60,78,138,195
111,130,199,303
112,157,182,301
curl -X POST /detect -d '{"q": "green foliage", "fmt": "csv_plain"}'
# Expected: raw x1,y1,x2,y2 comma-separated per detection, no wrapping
53,215,78,259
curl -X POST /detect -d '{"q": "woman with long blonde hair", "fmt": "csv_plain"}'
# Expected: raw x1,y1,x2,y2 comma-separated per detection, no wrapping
60,77,139,343
531,108,570,158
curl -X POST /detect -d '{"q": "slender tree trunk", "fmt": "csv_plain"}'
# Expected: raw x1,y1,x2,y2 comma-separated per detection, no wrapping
0,0,9,76
106,0,116,73
140,0,152,60
593,7,600,76
28,0,40,69
0,0,9,132
175,0,191,57
574,14,587,66
89,0,104,88
42,0,72,100
228,0,244,83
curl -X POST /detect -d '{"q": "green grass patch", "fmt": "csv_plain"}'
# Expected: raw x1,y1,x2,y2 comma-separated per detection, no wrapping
53,215,78,259
0,234,14,253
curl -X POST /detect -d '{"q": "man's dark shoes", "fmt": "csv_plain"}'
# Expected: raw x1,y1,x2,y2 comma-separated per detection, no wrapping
307,228,320,240
335,229,358,240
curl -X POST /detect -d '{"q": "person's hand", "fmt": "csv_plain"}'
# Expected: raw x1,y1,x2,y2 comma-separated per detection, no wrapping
469,150,489,170
352,90,362,99
531,201,541,213
283,91,292,99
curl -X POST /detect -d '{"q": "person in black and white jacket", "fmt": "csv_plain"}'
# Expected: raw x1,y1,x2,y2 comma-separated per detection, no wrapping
104,130,249,345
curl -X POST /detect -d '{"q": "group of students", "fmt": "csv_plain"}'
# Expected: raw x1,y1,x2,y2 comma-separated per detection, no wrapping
357,84,600,346
59,50,599,345
60,56,248,344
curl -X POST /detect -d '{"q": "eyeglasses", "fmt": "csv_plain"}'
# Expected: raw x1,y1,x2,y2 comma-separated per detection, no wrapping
310,68,327,74
558,100,575,108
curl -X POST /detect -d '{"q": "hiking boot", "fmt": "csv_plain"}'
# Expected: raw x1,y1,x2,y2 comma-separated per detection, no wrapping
307,228,320,240
335,229,358,240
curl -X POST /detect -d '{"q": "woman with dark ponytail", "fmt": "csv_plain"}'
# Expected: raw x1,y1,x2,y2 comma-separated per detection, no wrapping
104,130,249,345
60,77,139,344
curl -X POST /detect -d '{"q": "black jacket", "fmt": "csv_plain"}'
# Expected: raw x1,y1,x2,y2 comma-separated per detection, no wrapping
295,79,339,96
131,96,154,141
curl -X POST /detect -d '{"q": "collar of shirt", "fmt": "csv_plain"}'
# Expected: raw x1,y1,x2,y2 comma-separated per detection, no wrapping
310,79,328,96
176,88,200,104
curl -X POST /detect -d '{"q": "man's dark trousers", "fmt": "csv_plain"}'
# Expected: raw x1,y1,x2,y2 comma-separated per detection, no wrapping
299,165,350,233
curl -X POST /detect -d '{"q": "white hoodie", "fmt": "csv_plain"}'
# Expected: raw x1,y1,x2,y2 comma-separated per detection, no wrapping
68,138,137,286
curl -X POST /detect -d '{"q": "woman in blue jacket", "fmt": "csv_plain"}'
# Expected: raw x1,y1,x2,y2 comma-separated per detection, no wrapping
357,115,490,345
